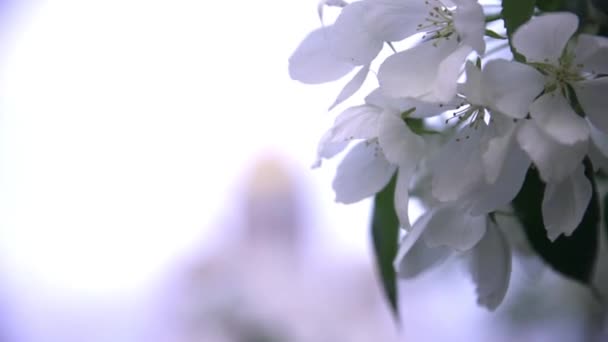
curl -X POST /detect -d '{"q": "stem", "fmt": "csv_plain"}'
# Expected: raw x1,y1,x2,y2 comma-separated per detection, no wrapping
485,13,503,22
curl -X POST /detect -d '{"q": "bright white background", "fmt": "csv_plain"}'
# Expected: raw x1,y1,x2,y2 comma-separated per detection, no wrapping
0,1,380,340
0,0,375,293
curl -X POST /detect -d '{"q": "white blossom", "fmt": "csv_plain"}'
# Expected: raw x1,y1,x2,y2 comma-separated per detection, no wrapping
395,205,512,310
315,90,441,228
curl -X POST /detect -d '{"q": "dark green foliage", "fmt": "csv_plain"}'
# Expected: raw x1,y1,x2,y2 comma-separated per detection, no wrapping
501,0,536,61
371,175,400,319
512,163,599,284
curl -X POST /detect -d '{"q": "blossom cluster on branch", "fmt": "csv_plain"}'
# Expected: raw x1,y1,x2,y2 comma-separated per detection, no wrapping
289,0,608,311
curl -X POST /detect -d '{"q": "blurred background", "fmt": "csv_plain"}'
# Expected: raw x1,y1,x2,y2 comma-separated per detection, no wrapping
0,0,606,341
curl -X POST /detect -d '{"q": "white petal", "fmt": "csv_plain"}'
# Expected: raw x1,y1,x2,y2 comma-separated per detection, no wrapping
574,34,608,75
396,236,450,279
542,165,591,241
366,89,453,118
378,112,426,167
329,1,384,65
588,140,608,172
394,167,414,229
574,78,608,134
364,0,428,42
423,206,487,251
378,40,470,103
313,131,349,168
482,116,517,183
329,104,382,142
469,222,511,310
588,118,608,158
512,13,578,64
453,0,485,53
468,143,531,216
482,59,545,118
288,27,355,84
314,105,382,167
516,120,587,182
329,64,370,110
431,44,473,102
458,61,483,106
333,141,396,203
394,208,435,271
431,126,485,201
530,92,590,145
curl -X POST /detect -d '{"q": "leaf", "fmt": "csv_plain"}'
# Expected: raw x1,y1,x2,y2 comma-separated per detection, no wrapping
501,0,536,61
536,0,563,11
512,161,599,284
371,174,400,319
485,29,507,40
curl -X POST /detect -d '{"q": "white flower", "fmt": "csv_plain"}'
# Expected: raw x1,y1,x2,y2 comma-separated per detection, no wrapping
315,90,446,228
424,61,531,212
376,0,485,102
365,0,485,53
289,2,378,107
394,205,512,310
509,12,608,146
450,57,592,240
378,39,473,102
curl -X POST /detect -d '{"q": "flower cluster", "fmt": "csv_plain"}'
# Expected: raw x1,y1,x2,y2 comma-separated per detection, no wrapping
289,1,608,310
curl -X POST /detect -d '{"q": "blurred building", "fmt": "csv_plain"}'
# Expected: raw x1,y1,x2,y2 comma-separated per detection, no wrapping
167,153,400,342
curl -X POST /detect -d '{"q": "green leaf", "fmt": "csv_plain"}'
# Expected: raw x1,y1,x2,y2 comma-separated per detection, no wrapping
485,29,507,39
371,174,400,319
536,0,563,11
501,0,536,61
512,161,599,284
404,118,440,135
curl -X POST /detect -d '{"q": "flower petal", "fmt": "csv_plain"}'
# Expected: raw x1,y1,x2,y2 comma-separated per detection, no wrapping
512,12,578,64
468,143,531,216
458,61,483,106
431,126,485,201
394,167,414,229
333,141,396,203
396,236,450,279
378,112,426,167
394,208,434,271
542,165,591,241
378,40,470,103
328,64,370,110
530,92,590,145
588,118,608,158
516,120,587,182
574,34,608,75
329,104,383,142
329,1,384,65
453,0,485,53
364,0,429,42
423,206,487,251
364,89,450,118
574,78,608,135
469,222,511,310
288,27,355,84
482,59,545,119
482,116,517,183
313,131,349,168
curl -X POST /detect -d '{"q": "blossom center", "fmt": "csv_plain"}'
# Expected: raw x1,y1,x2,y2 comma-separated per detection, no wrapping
446,102,485,129
416,0,456,44
531,51,585,94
